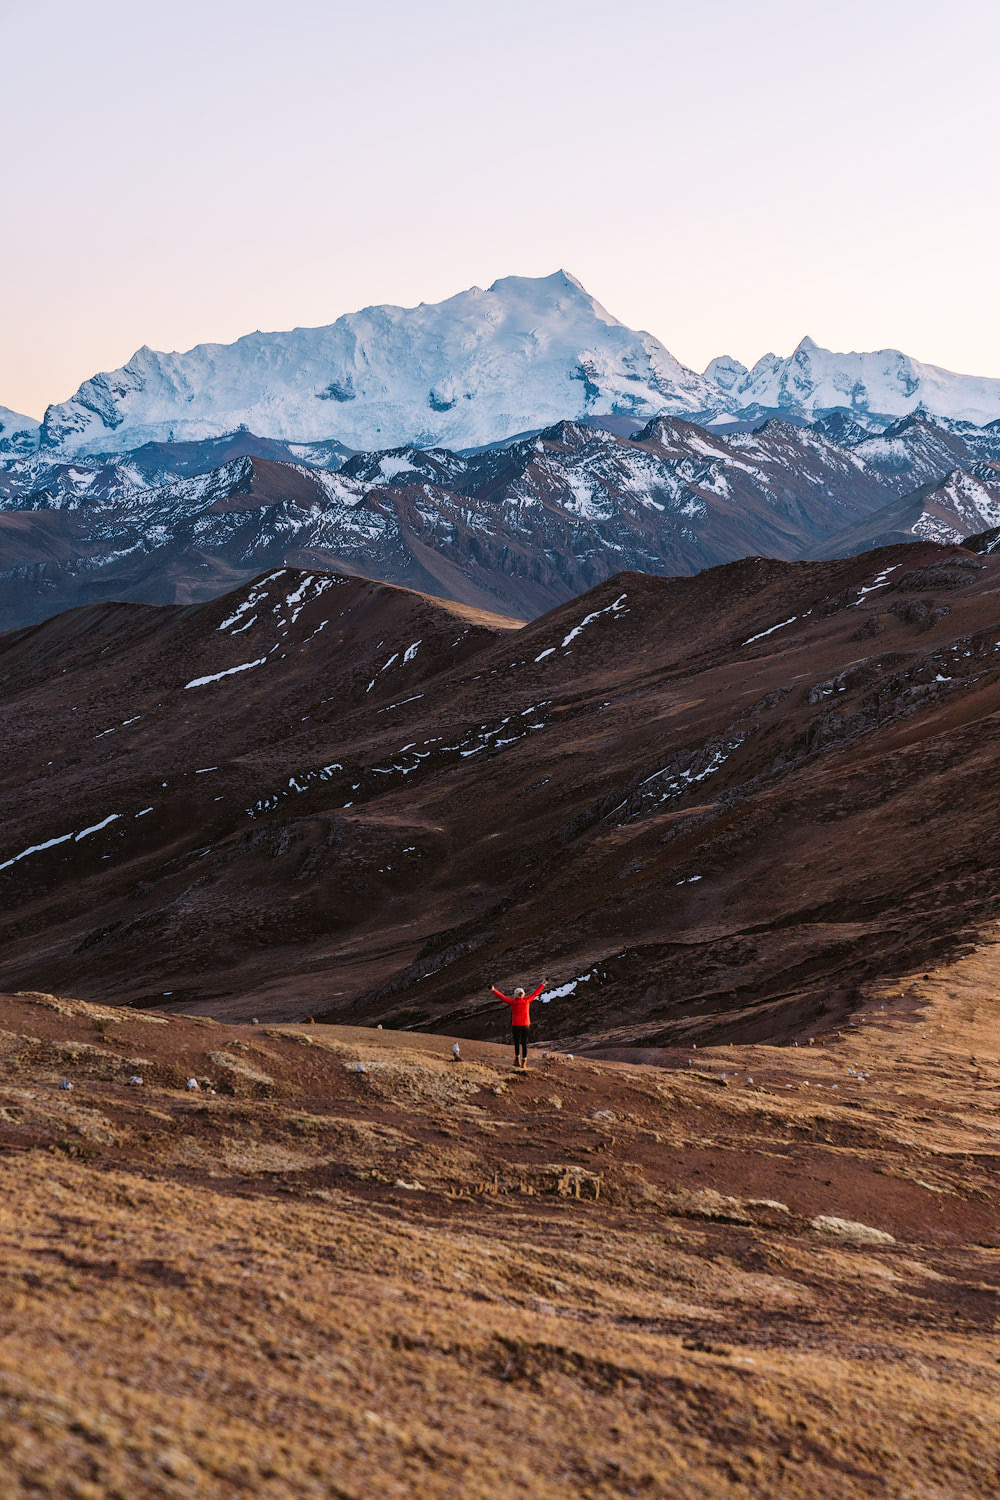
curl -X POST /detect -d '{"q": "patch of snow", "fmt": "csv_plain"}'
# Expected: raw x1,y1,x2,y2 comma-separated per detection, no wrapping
374,453,417,481
377,693,424,713
540,973,593,1002
743,616,797,645
850,564,900,605
0,813,121,873
184,657,266,688
560,593,629,648
218,571,286,632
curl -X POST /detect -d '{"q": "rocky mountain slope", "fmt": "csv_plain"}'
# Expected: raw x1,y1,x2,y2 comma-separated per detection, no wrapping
10,412,1000,631
849,413,998,494
812,466,1000,558
3,547,1000,1046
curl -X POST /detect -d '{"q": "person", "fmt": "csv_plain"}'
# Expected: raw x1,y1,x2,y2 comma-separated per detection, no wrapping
491,978,549,1069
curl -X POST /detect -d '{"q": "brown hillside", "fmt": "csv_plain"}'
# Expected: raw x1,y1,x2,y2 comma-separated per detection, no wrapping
1,931,999,1496
3,546,1000,1046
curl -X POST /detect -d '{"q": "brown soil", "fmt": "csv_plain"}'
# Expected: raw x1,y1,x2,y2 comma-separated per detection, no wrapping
2,933,1000,1497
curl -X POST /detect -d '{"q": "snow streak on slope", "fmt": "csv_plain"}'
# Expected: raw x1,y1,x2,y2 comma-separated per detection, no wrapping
0,814,121,873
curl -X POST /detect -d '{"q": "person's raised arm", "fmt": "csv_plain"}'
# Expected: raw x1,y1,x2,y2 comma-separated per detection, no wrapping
526,979,550,1002
492,984,513,1005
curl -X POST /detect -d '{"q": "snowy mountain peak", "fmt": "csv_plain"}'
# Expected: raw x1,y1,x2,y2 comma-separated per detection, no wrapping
0,405,40,456
707,338,1000,426
35,272,719,457
703,355,748,394
487,267,592,298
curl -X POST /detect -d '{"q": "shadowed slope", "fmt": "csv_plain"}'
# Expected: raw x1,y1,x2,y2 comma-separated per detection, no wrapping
3,547,1000,1047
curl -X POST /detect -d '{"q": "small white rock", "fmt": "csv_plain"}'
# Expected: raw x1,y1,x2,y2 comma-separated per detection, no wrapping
59,1080,73,1091
186,1078,199,1091
127,1075,144,1086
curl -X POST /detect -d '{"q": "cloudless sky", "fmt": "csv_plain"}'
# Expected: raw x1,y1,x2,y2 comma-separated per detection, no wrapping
3,0,999,417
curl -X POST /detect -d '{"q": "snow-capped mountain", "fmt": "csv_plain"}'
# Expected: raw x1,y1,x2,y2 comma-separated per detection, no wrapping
703,355,748,396
0,405,39,456
13,275,1000,466
705,337,1000,425
36,272,721,456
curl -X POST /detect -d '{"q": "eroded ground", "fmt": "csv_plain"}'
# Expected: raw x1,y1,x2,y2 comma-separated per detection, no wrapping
2,937,1000,1497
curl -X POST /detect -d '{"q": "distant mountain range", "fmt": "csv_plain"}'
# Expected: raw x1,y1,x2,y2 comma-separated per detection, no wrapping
705,336,1000,426
8,272,1000,462
2,408,999,631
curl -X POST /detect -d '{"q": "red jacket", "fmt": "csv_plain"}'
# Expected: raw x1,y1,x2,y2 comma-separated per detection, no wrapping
492,983,545,1027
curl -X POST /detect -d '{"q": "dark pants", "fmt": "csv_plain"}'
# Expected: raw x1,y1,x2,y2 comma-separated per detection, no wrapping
512,1025,530,1061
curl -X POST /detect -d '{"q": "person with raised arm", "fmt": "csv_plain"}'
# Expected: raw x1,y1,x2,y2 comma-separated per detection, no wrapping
491,978,549,1069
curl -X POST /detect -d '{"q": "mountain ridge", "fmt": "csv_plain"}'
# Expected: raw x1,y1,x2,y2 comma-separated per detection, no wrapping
0,413,916,630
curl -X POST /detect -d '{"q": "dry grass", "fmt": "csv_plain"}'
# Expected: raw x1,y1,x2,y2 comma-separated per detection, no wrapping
3,942,1000,1496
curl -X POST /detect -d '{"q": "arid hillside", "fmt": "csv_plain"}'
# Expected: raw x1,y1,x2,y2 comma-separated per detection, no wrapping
1,932,999,1497
4,546,1000,1045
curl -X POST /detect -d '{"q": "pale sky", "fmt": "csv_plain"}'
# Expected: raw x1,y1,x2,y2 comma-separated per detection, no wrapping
3,0,999,419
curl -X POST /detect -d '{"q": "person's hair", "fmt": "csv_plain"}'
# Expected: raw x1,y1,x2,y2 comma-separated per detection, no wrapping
514,987,525,998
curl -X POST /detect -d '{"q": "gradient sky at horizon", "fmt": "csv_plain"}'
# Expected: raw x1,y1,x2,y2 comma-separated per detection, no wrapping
3,0,999,419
